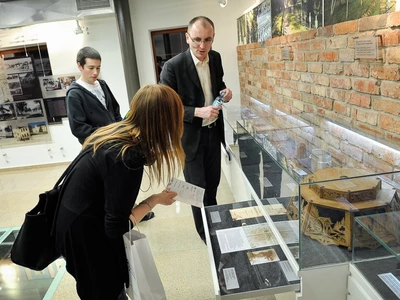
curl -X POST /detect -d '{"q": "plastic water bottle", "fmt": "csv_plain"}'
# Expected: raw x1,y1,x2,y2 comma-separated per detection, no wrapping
212,92,226,106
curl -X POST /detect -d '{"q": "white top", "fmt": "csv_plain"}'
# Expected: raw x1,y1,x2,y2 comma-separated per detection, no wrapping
190,49,214,127
76,79,107,108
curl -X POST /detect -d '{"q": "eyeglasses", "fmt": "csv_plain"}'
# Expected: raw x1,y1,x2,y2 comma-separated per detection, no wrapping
187,32,213,46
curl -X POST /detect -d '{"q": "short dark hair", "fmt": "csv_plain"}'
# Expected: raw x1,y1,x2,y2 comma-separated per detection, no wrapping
188,16,214,31
76,47,101,67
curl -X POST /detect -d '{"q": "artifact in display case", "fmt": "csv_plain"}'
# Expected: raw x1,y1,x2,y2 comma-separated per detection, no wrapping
353,211,400,300
287,167,400,250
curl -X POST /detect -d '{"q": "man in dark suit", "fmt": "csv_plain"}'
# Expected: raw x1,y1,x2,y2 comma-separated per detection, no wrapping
160,16,232,242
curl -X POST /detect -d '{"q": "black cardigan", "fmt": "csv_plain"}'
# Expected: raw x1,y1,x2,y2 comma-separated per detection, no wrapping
66,79,122,144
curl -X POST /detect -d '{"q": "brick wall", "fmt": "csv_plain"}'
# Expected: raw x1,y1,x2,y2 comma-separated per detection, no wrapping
237,11,400,153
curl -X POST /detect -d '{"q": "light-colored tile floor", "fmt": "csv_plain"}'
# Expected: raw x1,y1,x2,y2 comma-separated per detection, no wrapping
0,163,276,300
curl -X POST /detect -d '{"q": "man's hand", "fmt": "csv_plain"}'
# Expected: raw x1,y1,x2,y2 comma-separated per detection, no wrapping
220,88,233,102
195,106,220,119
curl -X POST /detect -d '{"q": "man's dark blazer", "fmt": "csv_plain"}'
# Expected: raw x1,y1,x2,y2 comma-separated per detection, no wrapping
160,48,227,162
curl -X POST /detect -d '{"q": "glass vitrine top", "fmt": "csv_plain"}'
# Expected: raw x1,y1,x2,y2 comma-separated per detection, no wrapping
354,211,400,260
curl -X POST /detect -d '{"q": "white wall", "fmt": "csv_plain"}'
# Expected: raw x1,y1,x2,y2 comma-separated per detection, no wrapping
0,15,130,169
129,0,259,103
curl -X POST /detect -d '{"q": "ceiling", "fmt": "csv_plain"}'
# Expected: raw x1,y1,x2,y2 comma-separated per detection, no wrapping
0,0,114,29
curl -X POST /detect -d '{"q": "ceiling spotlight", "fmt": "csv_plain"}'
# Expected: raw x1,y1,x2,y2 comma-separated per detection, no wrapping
75,20,83,35
216,0,227,8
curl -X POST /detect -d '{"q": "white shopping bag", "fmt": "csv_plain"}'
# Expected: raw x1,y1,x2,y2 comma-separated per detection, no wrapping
123,229,166,300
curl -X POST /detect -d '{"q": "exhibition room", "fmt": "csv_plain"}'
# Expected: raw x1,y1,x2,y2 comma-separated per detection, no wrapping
1,0,400,299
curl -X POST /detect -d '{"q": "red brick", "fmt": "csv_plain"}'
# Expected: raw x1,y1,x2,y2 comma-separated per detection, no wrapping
327,88,346,101
318,25,334,38
352,79,380,95
355,122,385,139
372,97,400,115
314,95,333,110
295,62,307,72
386,132,400,146
328,36,348,49
334,20,358,35
310,40,326,50
339,49,355,62
345,63,370,77
376,29,400,47
333,101,350,115
379,114,400,134
381,81,400,99
320,51,338,62
312,74,330,86
387,48,400,64
309,63,323,73
324,63,344,75
370,65,400,81
305,52,319,61
345,92,371,108
387,11,400,28
330,77,352,89
354,108,378,125
359,15,387,31
312,85,326,97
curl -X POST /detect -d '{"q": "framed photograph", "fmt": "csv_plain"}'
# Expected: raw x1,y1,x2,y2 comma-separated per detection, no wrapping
14,99,44,119
28,121,48,135
4,57,34,73
39,74,79,99
0,124,14,139
0,104,17,121
43,97,67,124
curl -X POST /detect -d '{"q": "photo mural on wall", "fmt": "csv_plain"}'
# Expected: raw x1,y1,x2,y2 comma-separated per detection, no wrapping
0,56,51,146
238,0,399,45
271,0,322,38
324,0,397,26
4,57,42,101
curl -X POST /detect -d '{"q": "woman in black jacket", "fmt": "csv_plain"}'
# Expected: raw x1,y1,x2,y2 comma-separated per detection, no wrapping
55,84,185,299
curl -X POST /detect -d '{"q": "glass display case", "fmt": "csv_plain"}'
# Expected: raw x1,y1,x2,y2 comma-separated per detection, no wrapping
203,102,400,299
352,211,400,300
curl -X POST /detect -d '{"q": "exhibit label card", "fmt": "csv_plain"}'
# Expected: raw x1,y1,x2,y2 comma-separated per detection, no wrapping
378,273,400,299
210,211,222,223
167,178,204,208
355,37,377,59
279,260,299,282
223,268,240,290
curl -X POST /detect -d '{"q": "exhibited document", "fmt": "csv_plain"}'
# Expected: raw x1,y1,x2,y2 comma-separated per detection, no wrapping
167,178,205,208
229,204,287,221
216,227,251,253
216,221,299,254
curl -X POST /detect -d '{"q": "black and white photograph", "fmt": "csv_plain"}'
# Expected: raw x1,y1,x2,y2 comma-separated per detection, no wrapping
8,81,22,90
28,121,48,135
4,57,42,101
14,99,44,119
6,74,19,81
4,57,34,73
0,124,14,139
0,104,17,121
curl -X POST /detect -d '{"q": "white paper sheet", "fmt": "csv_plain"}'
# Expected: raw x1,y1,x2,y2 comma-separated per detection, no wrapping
166,177,205,208
223,268,240,290
216,227,251,253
